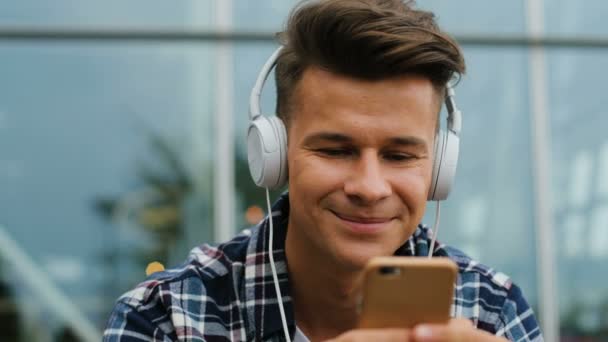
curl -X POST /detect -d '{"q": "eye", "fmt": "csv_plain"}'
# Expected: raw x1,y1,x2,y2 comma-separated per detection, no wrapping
316,148,354,157
383,152,415,162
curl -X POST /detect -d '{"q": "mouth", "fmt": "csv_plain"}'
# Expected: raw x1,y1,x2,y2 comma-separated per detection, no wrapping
330,210,394,234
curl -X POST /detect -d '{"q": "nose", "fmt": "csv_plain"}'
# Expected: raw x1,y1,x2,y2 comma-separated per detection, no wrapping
343,150,392,205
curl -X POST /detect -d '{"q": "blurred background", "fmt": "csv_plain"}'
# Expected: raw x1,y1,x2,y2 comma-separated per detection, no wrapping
0,0,606,341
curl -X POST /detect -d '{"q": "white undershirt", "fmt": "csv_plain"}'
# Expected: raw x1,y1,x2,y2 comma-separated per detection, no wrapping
293,326,311,342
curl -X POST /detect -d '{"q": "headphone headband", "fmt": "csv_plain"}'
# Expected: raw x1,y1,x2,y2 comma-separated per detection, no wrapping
248,47,461,138
249,47,284,120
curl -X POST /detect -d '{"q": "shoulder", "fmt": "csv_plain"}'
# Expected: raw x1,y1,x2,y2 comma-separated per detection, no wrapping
411,226,516,297
104,229,255,340
441,244,513,298
430,236,542,340
412,226,541,340
120,229,252,308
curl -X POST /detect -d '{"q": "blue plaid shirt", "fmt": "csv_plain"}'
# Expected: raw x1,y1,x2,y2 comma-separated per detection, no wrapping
104,193,543,341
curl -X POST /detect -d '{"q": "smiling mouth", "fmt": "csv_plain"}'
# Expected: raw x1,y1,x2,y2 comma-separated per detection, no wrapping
331,211,394,234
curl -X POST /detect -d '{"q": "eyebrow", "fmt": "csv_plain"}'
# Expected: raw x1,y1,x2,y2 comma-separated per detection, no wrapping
387,136,428,148
302,132,353,145
302,132,428,149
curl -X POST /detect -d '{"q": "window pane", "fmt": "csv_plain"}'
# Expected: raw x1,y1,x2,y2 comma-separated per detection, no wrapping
0,1,213,28
0,42,216,337
545,0,608,37
233,0,299,31
548,49,608,340
418,0,526,35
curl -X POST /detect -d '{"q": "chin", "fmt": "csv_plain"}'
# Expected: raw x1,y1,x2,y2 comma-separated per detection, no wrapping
333,243,392,271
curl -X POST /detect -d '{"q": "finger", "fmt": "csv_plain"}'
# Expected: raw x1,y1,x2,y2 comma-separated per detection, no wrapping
327,328,411,342
412,320,505,342
412,318,474,342
448,318,474,329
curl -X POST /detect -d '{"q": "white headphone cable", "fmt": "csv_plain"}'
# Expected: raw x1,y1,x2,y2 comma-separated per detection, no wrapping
427,201,441,258
266,188,292,342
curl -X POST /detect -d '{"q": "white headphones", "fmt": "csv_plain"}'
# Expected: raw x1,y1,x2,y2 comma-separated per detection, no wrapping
247,46,463,201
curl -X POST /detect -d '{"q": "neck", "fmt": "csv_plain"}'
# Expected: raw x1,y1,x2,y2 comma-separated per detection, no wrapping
285,223,364,341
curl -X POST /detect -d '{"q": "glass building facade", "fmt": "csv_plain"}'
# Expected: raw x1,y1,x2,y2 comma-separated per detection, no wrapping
0,0,606,340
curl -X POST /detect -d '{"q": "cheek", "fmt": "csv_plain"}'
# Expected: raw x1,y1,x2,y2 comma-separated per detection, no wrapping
390,168,432,207
288,154,346,195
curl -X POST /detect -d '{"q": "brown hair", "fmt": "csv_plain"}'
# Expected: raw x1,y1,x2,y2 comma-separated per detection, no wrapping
275,0,465,125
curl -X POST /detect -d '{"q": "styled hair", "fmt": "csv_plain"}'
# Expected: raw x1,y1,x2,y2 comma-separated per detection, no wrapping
275,0,466,125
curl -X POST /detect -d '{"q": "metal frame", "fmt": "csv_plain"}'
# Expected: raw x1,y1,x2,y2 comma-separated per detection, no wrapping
0,27,608,48
213,0,236,243
526,1,559,341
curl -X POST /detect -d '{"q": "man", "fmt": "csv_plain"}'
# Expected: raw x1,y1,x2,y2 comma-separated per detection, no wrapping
104,0,543,341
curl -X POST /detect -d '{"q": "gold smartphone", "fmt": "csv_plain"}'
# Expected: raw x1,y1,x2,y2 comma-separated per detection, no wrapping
358,257,458,329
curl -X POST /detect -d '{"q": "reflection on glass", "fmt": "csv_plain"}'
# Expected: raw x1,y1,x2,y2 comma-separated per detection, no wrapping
0,42,216,340
597,142,608,198
0,261,20,341
233,0,300,31
545,0,608,37
93,127,214,290
589,205,608,259
549,49,608,341
0,1,213,28
417,0,525,35
457,195,487,259
568,150,593,209
563,214,584,258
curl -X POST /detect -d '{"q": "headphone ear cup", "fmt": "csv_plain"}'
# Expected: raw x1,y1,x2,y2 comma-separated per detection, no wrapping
247,116,288,189
428,130,460,201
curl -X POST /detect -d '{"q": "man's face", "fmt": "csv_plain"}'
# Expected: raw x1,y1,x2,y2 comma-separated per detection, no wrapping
286,67,439,270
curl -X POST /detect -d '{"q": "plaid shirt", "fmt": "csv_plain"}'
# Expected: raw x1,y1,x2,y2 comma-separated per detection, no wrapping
104,193,543,341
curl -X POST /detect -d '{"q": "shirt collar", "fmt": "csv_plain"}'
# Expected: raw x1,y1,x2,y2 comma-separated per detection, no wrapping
244,192,295,341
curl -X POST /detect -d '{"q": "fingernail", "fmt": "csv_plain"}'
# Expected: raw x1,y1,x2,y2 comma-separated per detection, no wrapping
414,325,435,340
